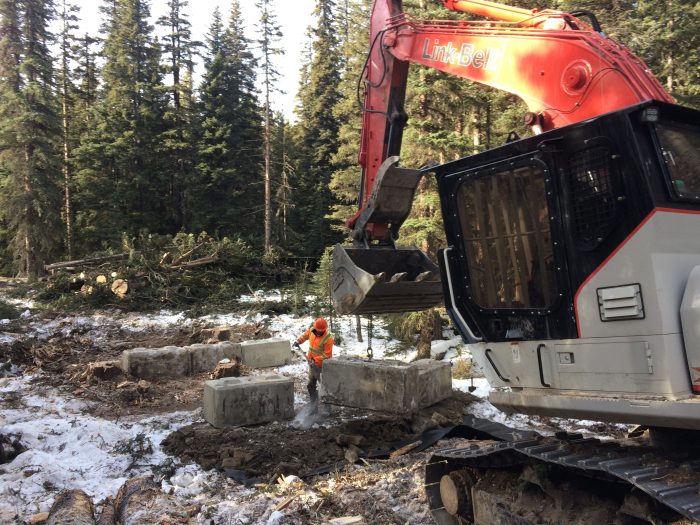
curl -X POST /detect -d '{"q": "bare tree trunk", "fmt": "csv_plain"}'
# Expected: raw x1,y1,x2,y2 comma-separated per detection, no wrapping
61,50,73,260
264,99,272,253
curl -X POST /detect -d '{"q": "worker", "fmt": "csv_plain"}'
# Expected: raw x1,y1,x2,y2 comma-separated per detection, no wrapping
293,317,333,403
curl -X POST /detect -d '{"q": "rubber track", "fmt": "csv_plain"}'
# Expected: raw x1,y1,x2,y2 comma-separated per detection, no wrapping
426,415,700,522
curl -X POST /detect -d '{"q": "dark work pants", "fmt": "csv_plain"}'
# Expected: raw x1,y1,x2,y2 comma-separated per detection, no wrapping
307,363,322,402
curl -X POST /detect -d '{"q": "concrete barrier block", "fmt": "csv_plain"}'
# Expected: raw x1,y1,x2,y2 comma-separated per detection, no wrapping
238,338,291,368
203,374,295,428
121,346,190,379
188,342,242,372
321,358,451,414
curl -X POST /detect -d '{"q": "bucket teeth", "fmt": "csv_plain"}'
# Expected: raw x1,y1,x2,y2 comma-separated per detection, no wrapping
415,270,435,282
331,244,442,314
389,272,408,283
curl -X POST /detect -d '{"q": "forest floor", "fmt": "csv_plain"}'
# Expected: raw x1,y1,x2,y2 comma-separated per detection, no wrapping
0,279,632,524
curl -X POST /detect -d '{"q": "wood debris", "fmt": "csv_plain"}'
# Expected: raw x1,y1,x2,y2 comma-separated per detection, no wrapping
389,440,422,459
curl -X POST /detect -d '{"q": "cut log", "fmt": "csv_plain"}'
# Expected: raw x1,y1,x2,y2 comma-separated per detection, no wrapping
82,361,123,381
27,512,49,525
389,440,422,459
209,361,242,380
111,279,128,298
95,275,107,284
113,476,160,523
46,489,95,525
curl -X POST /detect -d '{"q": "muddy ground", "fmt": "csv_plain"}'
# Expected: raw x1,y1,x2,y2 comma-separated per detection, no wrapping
163,391,476,482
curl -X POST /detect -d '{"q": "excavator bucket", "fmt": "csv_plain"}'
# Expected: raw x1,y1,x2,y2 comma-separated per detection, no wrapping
331,244,442,315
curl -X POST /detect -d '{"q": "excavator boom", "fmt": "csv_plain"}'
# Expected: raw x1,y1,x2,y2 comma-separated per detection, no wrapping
332,0,672,316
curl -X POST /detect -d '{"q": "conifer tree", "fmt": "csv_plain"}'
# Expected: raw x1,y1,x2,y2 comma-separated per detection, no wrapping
255,0,284,254
157,0,200,230
74,0,166,250
0,0,23,272
292,0,343,257
0,0,62,278
195,4,261,241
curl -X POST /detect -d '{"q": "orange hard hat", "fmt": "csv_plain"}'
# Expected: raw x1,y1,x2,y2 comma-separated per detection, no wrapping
313,317,328,332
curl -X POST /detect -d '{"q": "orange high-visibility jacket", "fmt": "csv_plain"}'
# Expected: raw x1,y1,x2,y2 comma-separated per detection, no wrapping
297,328,333,367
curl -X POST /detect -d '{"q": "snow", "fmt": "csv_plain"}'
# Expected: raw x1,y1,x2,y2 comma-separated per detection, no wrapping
0,376,200,517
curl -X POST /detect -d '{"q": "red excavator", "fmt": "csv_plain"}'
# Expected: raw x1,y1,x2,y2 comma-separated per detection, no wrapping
331,1,700,523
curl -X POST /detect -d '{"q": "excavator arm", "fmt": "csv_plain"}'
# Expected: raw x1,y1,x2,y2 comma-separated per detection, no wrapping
332,0,673,316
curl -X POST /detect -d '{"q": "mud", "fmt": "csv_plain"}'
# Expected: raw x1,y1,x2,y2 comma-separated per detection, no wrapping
162,391,477,482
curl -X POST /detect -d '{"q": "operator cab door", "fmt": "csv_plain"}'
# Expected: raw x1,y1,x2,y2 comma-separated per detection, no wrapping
438,152,571,344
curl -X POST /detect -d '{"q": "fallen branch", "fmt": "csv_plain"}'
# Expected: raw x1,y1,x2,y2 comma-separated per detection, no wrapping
44,253,132,272
169,242,206,267
166,255,218,271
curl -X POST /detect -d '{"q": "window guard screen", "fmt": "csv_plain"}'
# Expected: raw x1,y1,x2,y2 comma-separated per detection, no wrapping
457,164,558,309
567,146,618,250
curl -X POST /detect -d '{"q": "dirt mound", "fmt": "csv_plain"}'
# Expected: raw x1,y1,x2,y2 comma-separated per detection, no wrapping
163,391,477,482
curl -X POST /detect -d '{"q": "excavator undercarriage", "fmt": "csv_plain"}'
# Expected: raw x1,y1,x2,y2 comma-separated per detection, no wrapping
425,417,700,524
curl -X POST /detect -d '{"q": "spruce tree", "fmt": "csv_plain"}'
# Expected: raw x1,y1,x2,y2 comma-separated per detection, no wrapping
195,4,262,241
329,0,370,237
0,0,62,278
74,0,166,250
292,0,343,257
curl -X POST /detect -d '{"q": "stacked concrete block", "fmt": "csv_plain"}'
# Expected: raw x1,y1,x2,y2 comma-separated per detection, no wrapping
237,338,291,368
120,346,191,380
121,342,239,379
203,374,295,427
321,358,452,414
121,338,293,379
188,342,241,372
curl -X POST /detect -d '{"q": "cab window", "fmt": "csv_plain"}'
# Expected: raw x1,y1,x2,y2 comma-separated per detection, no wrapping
456,164,558,309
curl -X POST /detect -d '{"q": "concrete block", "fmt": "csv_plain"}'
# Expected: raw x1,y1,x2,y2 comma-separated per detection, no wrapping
321,358,451,414
203,374,295,428
121,346,190,379
238,338,291,368
187,342,241,372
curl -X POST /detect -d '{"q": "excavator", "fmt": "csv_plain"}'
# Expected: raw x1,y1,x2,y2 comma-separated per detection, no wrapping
331,0,700,523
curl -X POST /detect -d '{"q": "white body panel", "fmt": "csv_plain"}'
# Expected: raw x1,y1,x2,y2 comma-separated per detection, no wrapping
468,209,700,429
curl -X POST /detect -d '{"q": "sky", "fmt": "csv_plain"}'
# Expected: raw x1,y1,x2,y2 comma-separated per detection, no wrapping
71,0,317,121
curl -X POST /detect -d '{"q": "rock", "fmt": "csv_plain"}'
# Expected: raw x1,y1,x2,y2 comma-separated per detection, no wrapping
335,434,367,447
344,444,362,464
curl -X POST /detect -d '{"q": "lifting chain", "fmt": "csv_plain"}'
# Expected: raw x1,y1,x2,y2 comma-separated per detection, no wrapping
367,314,373,361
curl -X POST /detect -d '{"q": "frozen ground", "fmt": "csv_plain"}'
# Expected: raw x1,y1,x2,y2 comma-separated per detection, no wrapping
0,288,625,523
